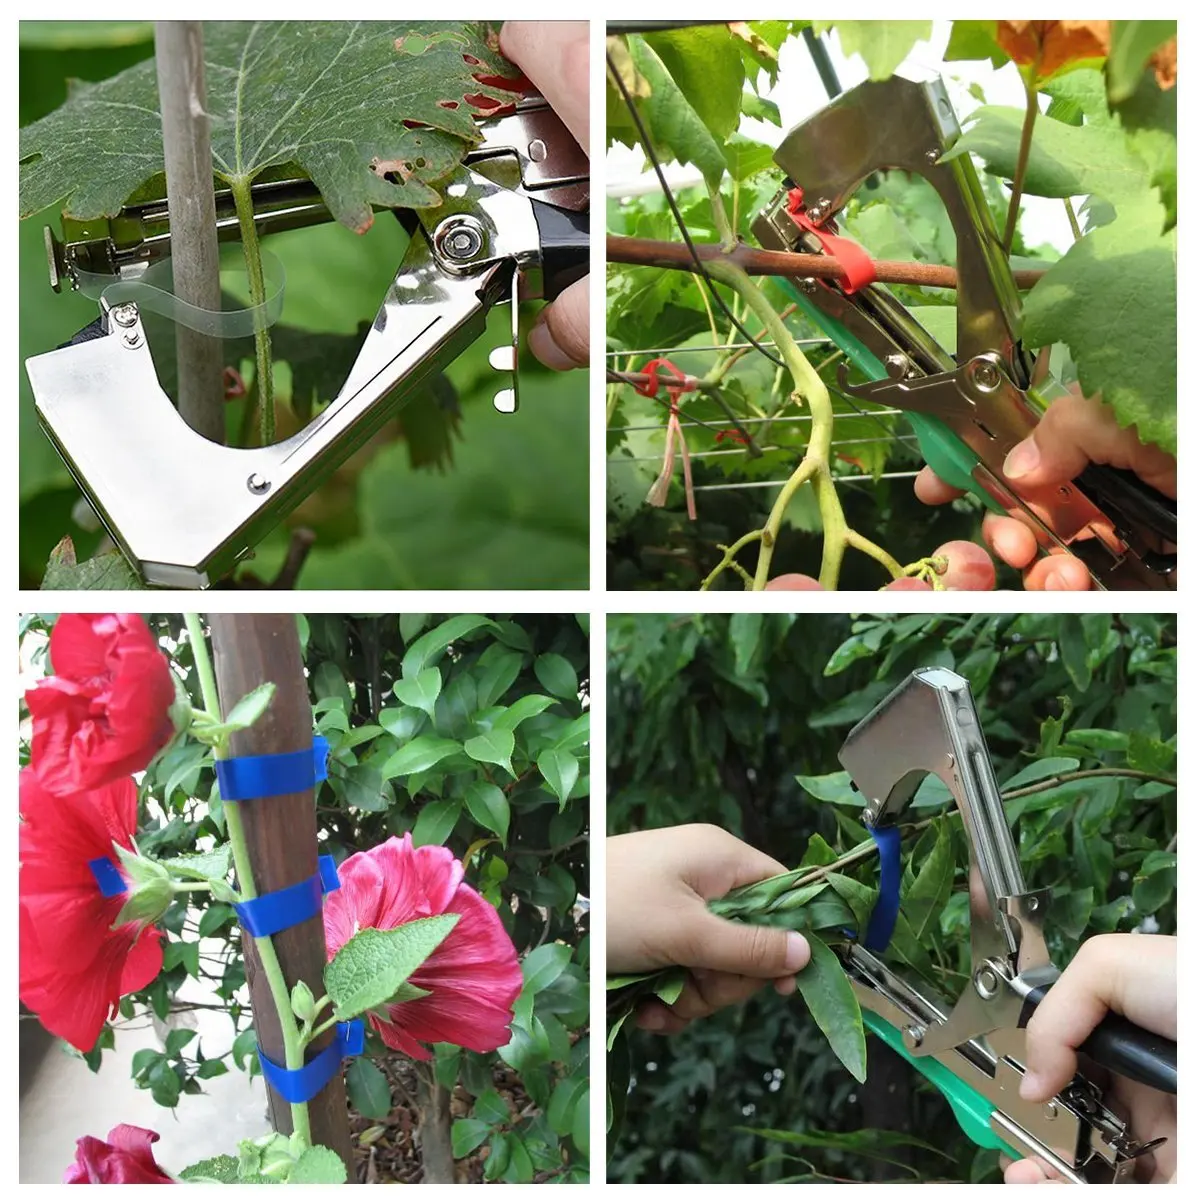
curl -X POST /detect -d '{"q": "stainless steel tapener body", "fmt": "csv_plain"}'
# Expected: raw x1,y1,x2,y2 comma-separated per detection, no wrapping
25,99,589,588
838,669,1176,1182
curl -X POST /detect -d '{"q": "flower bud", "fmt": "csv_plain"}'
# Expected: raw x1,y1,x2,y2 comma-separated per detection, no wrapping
111,842,173,929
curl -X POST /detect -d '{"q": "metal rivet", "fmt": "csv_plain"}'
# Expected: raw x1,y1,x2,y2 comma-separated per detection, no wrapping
972,361,1001,391
110,304,138,328
1045,1101,1058,1120
885,353,912,380
122,332,142,349
435,216,485,262
903,1024,924,1048
247,473,271,495
528,138,547,163
799,277,818,295
926,148,941,164
975,965,999,999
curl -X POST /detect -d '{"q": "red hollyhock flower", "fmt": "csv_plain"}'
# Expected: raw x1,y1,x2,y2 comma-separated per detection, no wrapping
27,613,175,795
64,1124,173,1183
19,769,163,1052
323,834,523,1060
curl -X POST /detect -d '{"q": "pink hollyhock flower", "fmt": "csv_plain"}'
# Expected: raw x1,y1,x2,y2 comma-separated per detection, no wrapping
323,834,523,1060
64,1124,173,1183
27,613,176,795
19,769,163,1052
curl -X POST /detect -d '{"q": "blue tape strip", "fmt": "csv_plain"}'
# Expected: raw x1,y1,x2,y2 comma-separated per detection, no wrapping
864,824,902,952
88,856,127,898
215,736,330,801
233,854,341,938
258,1020,364,1104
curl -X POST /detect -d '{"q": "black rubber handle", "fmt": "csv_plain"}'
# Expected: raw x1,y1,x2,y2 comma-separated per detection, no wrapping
1076,460,1177,549
56,316,107,350
532,200,589,301
1019,984,1177,1095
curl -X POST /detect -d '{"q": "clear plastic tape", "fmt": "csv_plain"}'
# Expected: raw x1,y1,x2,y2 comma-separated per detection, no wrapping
75,246,286,338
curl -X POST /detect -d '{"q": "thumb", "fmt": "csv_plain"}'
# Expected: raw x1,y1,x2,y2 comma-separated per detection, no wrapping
528,276,589,370
678,910,811,979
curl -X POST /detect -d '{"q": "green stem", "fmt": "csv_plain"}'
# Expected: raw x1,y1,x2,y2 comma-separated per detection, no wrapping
1003,77,1040,255
307,1013,340,1045
183,613,310,1145
707,182,736,250
171,881,215,893
229,179,274,446
1062,197,1082,242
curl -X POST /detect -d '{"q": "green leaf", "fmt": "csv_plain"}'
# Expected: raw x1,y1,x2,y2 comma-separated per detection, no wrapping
1107,21,1175,104
491,693,556,732
222,682,276,733
162,846,232,883
537,748,579,808
346,1057,392,1119
41,538,143,590
741,91,780,126
1023,193,1175,455
473,1087,510,1125
476,650,523,709
289,1145,347,1184
1113,69,1176,228
197,903,234,938
20,22,521,229
465,728,515,775
815,21,932,80
722,134,776,182
644,25,745,143
795,770,860,806
627,35,726,189
463,780,510,844
794,936,866,1083
179,1155,242,1183
337,762,387,812
522,942,572,994
903,820,954,940
402,614,496,679
571,1083,590,1157
825,873,876,935
165,1027,196,1057
1001,756,1081,789
943,20,1005,67
325,914,458,1020
411,798,461,847
392,667,442,720
949,105,1151,206
381,735,462,779
728,612,764,676
534,653,578,700
196,1058,229,1080
452,1117,492,1157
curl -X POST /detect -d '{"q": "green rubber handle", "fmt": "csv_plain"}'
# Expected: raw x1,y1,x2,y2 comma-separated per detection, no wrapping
863,1010,1022,1159
776,280,1006,514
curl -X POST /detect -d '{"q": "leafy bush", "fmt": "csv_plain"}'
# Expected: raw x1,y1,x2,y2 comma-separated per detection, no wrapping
607,612,1176,1182
19,612,590,1183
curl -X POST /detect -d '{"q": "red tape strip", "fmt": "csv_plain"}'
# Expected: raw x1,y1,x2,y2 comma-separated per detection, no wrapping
784,187,876,295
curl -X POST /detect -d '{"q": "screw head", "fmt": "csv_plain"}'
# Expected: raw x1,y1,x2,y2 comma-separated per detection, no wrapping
247,473,271,495
903,1024,925,1048
121,331,142,349
437,217,485,262
799,277,818,295
926,148,941,164
972,360,1002,391
110,304,138,328
885,353,912,380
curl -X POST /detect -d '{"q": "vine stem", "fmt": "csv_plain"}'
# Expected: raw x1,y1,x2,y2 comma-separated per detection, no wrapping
1003,73,1041,254
183,613,310,1145
230,179,274,446
700,258,900,590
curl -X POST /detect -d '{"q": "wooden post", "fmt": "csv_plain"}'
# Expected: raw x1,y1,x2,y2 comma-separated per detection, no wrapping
154,21,226,442
208,614,355,1175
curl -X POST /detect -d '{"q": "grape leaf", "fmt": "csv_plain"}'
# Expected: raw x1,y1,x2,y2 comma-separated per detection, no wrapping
41,536,144,590
644,26,746,143
19,21,521,231
815,21,932,81
1107,21,1176,104
1023,193,1175,454
626,35,726,189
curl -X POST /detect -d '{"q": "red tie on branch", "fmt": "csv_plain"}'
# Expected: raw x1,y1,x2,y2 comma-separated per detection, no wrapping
784,187,876,295
634,358,697,521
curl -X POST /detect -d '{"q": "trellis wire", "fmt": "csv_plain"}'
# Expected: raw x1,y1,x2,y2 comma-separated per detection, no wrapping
612,434,919,462
605,340,831,356
619,408,905,433
692,470,922,491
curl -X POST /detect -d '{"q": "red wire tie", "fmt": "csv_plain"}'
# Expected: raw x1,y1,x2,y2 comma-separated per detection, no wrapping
784,187,876,295
715,429,750,445
635,358,696,521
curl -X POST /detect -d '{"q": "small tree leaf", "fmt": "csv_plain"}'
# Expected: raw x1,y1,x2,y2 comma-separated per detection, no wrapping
522,943,572,994
289,1145,347,1184
534,652,578,700
222,682,277,733
491,693,556,732
381,735,462,779
465,729,515,775
346,1057,392,1119
463,780,510,844
795,771,860,806
902,820,955,941
411,798,461,847
402,614,496,679
815,21,932,80
452,1118,492,1157
392,667,442,720
537,748,579,808
325,915,459,1021
162,846,232,883
793,937,867,1083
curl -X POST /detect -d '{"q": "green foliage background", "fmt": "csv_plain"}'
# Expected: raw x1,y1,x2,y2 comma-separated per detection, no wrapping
18,23,587,589
19,612,590,1183
607,612,1176,1182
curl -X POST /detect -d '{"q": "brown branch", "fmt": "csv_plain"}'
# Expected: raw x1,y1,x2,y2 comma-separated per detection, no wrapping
608,234,1047,292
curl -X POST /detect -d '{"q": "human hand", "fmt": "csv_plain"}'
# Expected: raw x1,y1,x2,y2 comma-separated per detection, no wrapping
764,541,996,591
1002,934,1177,1184
607,824,811,1033
916,387,1176,591
499,21,589,371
